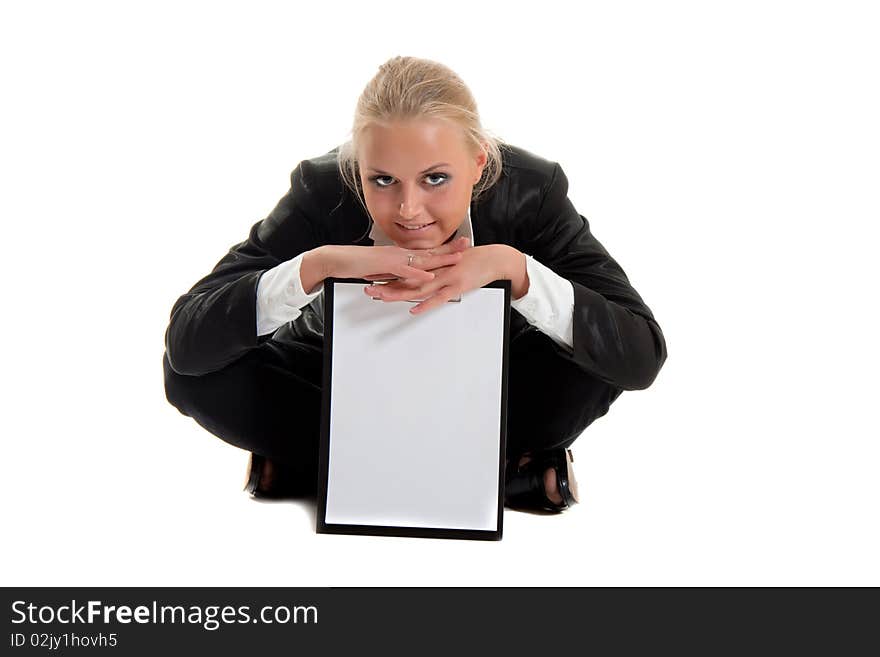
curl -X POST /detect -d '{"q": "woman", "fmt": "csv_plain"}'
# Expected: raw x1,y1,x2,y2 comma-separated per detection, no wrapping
163,56,667,513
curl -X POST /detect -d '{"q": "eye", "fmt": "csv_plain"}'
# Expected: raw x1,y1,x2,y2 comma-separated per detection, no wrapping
368,173,450,188
425,173,449,186
370,175,394,188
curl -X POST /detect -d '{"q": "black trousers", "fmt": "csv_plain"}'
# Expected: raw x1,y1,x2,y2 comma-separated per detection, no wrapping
163,326,622,488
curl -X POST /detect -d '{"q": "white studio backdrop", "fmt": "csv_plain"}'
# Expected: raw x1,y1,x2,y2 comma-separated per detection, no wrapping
1,0,878,586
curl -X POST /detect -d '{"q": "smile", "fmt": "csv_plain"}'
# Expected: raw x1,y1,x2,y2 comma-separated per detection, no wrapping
397,222,435,231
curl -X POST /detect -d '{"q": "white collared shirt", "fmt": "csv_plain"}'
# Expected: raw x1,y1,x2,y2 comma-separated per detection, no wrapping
255,207,575,350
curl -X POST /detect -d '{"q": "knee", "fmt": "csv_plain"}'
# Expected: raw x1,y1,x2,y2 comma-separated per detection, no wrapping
509,333,624,429
574,375,623,426
163,351,194,416
555,359,623,424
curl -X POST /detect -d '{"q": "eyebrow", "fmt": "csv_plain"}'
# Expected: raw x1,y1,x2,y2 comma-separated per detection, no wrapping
366,163,451,175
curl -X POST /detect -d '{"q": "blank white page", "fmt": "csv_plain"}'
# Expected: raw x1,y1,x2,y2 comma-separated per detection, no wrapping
323,282,506,532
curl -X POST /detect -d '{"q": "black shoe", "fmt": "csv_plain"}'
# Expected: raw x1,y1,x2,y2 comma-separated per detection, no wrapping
504,448,579,513
244,453,313,500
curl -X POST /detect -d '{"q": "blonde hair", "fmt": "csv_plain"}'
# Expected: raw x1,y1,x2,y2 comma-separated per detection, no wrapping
337,56,508,216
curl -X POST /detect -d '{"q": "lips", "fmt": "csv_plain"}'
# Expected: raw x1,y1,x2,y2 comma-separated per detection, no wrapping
397,222,435,232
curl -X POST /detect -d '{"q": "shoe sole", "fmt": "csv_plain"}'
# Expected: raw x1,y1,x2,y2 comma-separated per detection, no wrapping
557,448,578,507
243,453,263,495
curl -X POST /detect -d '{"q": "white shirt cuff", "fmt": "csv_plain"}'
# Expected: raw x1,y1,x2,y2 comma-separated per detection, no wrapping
255,252,323,336
510,254,575,351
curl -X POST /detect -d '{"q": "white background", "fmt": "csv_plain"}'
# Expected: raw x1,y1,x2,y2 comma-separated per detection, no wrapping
1,0,877,586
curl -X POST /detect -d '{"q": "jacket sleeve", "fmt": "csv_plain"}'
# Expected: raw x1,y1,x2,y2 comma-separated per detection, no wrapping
164,162,322,376
518,162,668,390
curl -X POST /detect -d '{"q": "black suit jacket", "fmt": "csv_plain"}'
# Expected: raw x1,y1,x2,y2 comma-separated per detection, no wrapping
164,144,667,390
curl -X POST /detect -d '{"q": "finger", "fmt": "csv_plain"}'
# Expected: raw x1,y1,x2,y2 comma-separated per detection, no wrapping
410,287,460,315
366,280,425,302
364,279,421,299
443,236,471,252
363,282,418,299
364,281,414,301
365,271,431,284
422,236,470,256
364,280,413,299
364,284,386,300
386,276,426,290
396,265,435,281
421,251,463,272
435,250,466,264
400,245,464,275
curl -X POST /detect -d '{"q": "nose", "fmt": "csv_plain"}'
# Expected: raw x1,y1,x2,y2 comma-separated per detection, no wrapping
398,183,424,220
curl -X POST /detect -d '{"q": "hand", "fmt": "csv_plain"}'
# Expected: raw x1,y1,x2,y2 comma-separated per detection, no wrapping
322,237,469,284
363,243,507,315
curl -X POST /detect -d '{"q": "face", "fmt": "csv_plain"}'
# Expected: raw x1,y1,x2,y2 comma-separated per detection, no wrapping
357,118,487,249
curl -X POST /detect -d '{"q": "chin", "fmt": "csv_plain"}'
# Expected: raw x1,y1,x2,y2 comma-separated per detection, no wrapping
397,237,441,249
395,226,445,246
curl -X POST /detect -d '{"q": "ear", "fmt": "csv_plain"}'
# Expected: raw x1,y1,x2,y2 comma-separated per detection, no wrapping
473,143,489,184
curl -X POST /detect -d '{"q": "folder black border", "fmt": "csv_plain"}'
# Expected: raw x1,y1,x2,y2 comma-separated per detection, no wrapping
316,278,511,541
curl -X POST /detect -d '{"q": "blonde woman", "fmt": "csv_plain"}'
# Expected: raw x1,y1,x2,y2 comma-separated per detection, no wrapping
163,56,667,513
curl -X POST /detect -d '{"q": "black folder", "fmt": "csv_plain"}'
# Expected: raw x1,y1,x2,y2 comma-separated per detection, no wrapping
316,278,510,540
